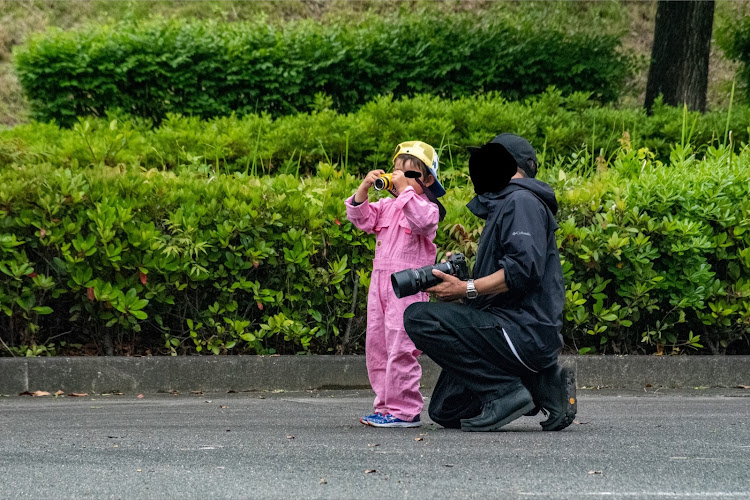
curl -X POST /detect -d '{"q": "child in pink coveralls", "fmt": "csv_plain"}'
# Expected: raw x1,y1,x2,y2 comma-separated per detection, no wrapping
345,141,446,428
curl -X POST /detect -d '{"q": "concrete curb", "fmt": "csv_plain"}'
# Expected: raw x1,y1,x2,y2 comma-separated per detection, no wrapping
1,355,749,394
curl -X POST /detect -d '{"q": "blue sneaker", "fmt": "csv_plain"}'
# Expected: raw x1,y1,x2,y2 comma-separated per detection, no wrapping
360,412,383,426
367,413,421,428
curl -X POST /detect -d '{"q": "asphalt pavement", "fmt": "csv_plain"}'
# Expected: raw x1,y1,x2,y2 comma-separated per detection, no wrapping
0,388,749,499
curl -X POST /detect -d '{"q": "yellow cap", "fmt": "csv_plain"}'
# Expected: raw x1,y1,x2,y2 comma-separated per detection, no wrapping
392,141,445,197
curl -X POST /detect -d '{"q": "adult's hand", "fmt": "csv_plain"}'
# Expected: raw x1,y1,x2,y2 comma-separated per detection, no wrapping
426,270,466,302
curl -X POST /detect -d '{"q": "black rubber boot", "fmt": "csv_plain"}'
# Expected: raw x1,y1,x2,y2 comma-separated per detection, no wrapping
526,364,577,431
460,385,535,432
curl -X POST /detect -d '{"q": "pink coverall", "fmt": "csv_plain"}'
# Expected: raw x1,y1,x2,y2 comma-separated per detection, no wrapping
346,186,439,421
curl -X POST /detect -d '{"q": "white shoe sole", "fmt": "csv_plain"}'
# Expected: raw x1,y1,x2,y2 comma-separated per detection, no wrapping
368,420,421,428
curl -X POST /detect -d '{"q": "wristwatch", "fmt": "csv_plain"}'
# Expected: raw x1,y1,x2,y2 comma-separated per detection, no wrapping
466,279,478,300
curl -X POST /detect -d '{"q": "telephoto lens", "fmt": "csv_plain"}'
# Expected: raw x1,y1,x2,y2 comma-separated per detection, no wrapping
391,253,469,298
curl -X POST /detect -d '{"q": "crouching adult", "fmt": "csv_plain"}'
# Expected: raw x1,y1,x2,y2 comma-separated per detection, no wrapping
404,133,576,432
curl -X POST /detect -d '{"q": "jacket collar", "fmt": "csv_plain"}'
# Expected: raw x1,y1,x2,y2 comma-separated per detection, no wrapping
466,184,525,219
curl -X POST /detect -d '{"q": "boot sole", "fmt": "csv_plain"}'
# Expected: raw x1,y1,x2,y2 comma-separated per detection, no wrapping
541,367,577,431
461,400,536,432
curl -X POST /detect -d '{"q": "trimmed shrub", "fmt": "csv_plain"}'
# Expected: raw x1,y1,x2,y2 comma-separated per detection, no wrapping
551,146,750,355
1,142,749,356
2,92,749,181
13,15,632,126
0,163,370,356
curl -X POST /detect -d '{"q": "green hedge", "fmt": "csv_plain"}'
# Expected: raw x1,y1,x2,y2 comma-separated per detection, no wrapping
2,92,749,181
0,164,369,356
13,15,632,126
1,143,749,356
554,146,750,355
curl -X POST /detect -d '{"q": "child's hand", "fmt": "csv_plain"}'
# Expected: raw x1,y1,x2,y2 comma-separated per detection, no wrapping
362,169,386,189
354,169,385,203
391,170,409,194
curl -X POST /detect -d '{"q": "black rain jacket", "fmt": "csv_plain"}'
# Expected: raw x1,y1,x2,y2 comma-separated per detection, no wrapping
466,178,565,371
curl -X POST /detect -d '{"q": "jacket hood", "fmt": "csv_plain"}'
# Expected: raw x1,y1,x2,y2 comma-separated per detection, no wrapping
467,178,558,219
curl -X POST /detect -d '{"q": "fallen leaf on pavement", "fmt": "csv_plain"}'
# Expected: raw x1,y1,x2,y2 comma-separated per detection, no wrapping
220,405,229,409
54,390,64,396
227,390,237,393
414,437,424,442
367,443,380,447
573,420,590,425
137,394,144,399
32,390,51,397
286,435,295,440
444,464,454,467
737,385,750,389
588,470,603,475
319,478,327,485
365,469,376,474
191,391,204,395
18,391,33,396
68,393,89,397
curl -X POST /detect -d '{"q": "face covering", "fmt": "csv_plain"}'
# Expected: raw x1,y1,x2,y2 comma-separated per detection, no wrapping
468,143,518,195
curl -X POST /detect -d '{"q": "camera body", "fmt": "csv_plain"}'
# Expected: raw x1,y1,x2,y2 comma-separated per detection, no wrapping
373,173,392,191
374,173,398,197
391,253,469,298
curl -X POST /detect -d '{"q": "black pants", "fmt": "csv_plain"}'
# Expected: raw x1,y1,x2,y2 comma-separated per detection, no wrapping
404,302,537,429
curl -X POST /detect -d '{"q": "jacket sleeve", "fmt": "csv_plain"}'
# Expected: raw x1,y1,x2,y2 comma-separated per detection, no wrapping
497,193,549,293
345,194,383,234
392,186,439,236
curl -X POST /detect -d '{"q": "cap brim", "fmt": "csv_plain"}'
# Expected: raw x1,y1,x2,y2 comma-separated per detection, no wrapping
425,164,446,198
429,181,446,198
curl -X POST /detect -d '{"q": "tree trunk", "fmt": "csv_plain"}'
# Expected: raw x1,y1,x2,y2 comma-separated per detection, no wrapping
645,0,715,113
